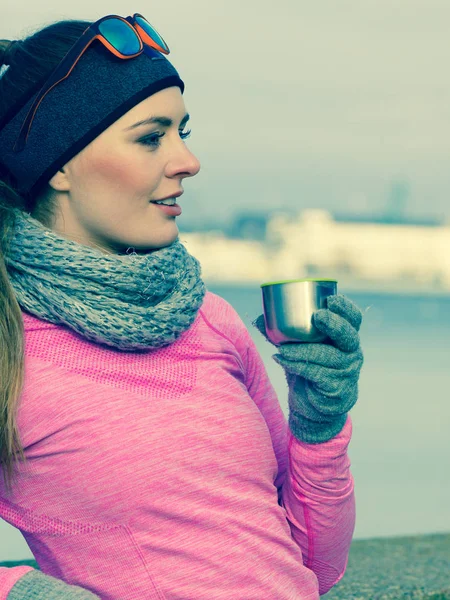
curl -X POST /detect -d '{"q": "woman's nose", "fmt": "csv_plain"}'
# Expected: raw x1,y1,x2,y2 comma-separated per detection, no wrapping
167,143,201,179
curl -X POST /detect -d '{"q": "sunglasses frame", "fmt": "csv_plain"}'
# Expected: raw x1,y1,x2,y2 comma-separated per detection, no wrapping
14,13,170,153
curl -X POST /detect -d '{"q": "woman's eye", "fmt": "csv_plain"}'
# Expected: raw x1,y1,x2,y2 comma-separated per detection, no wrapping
180,128,192,140
138,128,192,149
139,133,165,148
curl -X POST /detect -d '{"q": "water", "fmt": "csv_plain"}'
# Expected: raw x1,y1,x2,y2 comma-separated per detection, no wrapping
1,287,450,561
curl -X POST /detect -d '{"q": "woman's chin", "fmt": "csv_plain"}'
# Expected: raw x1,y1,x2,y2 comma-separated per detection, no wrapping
121,231,179,253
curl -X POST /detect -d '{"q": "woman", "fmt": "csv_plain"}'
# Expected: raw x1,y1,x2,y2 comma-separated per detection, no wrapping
0,13,364,600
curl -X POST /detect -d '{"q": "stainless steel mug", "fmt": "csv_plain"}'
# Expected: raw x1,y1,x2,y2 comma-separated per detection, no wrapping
261,279,338,345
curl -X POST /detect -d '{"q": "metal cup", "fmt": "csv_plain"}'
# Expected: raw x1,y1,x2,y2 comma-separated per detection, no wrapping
261,278,338,345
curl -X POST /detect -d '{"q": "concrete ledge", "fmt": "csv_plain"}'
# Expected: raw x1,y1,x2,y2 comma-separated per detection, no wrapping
2,533,449,599
323,532,450,599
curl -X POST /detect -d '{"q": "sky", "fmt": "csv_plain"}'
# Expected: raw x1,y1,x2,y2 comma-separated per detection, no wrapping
2,1,450,227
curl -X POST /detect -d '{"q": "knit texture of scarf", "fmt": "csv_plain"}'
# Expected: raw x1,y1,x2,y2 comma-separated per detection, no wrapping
4,210,206,351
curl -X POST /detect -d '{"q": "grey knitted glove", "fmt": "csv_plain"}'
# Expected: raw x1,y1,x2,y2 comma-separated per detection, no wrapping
8,570,100,599
253,294,364,443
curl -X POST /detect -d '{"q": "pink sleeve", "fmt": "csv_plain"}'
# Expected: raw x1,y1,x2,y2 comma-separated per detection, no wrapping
0,566,35,600
241,325,355,596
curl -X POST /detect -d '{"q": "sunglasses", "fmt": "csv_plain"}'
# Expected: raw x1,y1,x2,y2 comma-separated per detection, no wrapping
14,13,170,153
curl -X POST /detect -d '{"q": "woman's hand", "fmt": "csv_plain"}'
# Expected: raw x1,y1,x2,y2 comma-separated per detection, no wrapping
253,294,364,443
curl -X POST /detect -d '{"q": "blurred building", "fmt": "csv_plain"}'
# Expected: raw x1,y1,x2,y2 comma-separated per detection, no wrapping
180,209,450,293
227,212,269,241
267,209,450,290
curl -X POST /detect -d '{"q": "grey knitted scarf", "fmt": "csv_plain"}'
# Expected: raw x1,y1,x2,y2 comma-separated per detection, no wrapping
4,210,206,351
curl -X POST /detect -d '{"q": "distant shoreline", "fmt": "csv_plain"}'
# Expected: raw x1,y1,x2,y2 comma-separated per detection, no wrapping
207,280,450,298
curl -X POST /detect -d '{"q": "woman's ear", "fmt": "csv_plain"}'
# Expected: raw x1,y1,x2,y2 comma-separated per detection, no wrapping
48,166,70,192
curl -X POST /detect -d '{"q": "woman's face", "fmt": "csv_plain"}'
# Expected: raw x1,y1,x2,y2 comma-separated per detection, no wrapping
46,86,200,254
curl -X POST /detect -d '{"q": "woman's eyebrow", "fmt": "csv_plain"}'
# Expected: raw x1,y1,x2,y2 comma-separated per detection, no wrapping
125,113,190,131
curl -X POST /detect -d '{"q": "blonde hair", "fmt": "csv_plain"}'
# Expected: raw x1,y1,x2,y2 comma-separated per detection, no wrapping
0,19,91,492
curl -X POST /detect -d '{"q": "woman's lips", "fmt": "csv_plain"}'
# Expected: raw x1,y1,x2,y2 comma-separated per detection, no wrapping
152,203,182,216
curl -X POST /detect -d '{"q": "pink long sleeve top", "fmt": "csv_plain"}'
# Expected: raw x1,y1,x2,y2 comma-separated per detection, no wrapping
0,291,355,599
